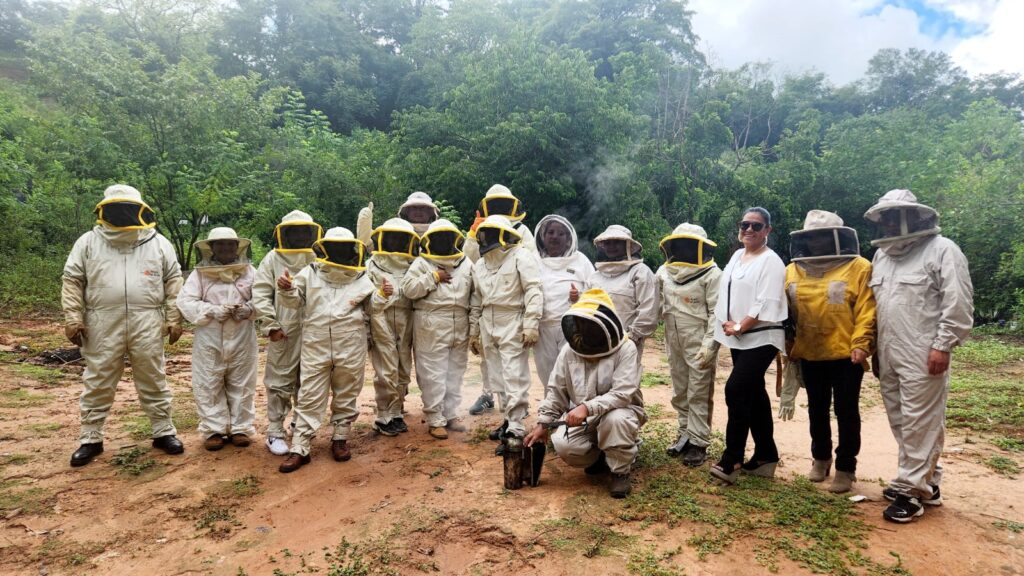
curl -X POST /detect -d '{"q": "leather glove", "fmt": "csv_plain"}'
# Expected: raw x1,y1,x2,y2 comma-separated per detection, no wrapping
469,335,481,356
777,361,802,421
521,328,539,347
231,303,254,321
356,202,374,246
166,323,183,345
694,343,717,369
469,210,485,236
207,305,231,322
65,323,86,347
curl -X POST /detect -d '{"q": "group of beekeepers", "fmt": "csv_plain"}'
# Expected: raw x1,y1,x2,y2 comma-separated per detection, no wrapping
61,184,973,519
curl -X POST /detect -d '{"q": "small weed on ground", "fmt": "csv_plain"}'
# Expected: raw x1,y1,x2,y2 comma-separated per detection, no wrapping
111,446,156,476
2,453,31,466
11,363,65,386
954,337,1024,367
537,517,634,558
0,479,53,515
641,372,670,388
27,421,62,436
219,474,262,498
983,455,1020,477
0,388,53,408
627,546,684,576
993,520,1024,533
992,436,1024,452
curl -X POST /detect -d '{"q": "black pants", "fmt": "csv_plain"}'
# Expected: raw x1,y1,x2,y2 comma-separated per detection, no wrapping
801,359,863,473
719,345,779,469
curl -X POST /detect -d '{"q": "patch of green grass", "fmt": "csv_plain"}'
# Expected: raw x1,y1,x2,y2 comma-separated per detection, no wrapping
651,323,665,344
992,436,1024,452
121,399,199,439
220,474,262,498
954,337,1024,367
122,415,152,440
11,363,65,386
983,455,1020,477
27,421,63,436
111,446,156,476
627,546,684,576
0,388,53,408
165,332,194,355
538,517,635,558
2,454,31,466
0,479,52,514
641,372,670,388
468,424,492,445
993,520,1024,533
947,373,1024,434
645,402,666,420
635,420,677,470
621,467,910,575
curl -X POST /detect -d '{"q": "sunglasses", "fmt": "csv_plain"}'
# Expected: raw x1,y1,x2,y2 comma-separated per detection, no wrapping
739,221,766,232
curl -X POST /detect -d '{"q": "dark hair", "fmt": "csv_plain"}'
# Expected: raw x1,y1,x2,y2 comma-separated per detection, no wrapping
742,207,771,227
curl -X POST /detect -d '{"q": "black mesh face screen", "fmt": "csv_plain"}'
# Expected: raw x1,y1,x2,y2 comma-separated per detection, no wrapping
379,231,416,255
280,224,319,250
425,231,462,256
661,237,702,265
561,315,609,356
316,241,363,267
98,202,155,228
483,197,516,217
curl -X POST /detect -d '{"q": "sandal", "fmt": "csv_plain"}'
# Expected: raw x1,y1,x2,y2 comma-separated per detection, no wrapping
709,462,741,486
741,459,779,478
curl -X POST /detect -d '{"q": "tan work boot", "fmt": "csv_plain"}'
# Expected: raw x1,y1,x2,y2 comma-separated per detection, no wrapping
428,426,449,439
331,440,352,462
808,458,832,482
829,470,856,494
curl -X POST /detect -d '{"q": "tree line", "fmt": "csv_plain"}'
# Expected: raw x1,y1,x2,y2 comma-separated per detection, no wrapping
1,0,1023,320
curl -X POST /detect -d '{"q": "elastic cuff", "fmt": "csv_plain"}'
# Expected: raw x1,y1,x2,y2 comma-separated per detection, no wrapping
930,341,952,352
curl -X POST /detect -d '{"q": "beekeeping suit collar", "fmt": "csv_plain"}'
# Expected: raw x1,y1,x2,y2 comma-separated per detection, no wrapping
864,189,940,257
659,222,716,282
398,191,440,235
561,288,627,359
594,224,643,276
194,227,252,281
312,227,366,282
479,184,526,223
420,219,465,266
273,210,323,260
534,215,578,267
790,210,860,275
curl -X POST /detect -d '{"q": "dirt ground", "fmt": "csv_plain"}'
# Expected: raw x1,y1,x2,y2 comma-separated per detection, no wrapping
0,319,1022,575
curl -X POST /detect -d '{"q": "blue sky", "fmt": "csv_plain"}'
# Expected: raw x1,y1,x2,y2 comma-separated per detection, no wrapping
689,0,1021,83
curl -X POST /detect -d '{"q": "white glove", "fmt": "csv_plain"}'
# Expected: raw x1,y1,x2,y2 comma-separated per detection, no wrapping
777,360,803,421
356,202,374,247
694,342,718,369
231,303,254,321
206,304,231,322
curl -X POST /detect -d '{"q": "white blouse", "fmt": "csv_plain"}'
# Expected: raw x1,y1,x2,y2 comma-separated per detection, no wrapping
713,248,787,351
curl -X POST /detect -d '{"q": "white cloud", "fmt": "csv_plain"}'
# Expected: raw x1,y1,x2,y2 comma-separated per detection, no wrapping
689,0,1022,84
949,1,1024,75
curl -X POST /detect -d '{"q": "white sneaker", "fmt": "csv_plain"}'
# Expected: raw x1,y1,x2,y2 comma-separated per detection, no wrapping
266,436,289,456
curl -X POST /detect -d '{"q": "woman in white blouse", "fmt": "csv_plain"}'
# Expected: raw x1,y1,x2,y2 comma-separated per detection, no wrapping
709,207,788,486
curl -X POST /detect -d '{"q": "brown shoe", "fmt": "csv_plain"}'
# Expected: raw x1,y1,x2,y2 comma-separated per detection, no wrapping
279,453,310,473
428,426,449,439
204,434,225,451
331,440,351,462
230,433,251,447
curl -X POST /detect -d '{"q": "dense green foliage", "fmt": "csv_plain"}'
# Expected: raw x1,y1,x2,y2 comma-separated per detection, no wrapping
2,0,1023,318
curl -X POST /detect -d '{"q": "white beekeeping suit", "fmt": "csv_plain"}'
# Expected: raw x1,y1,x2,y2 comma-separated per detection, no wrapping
588,225,660,375
62,184,185,467
251,210,322,455
367,217,419,435
401,219,473,439
864,189,974,524
468,216,543,439
176,227,258,450
527,288,647,499
275,227,376,472
533,214,594,389
656,223,721,466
